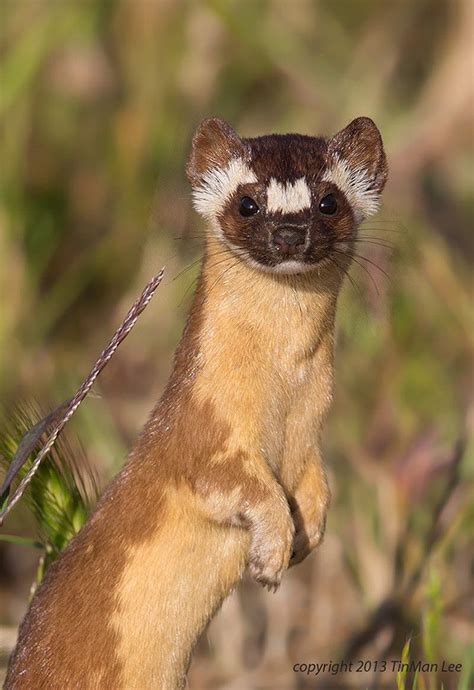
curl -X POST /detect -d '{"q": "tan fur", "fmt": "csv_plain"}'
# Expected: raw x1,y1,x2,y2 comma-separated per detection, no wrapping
7,116,386,689
106,241,341,686
6,245,340,689
110,486,249,689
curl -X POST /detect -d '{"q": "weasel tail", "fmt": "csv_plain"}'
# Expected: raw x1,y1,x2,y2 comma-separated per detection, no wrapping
6,117,387,689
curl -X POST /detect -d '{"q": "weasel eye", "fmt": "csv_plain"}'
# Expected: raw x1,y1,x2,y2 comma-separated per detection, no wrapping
319,193,338,215
239,196,259,217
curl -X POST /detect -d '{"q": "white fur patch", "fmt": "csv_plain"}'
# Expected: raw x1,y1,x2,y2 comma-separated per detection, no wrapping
266,177,311,214
192,157,257,219
322,155,380,222
265,259,316,275
228,244,317,276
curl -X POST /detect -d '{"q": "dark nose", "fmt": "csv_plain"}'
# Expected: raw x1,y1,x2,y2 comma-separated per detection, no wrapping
272,228,306,256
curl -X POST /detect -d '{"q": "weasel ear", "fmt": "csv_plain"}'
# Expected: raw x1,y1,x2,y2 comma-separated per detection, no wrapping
326,117,388,221
186,118,249,186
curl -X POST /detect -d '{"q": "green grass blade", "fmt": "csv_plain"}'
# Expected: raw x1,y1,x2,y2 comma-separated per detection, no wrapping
0,534,43,548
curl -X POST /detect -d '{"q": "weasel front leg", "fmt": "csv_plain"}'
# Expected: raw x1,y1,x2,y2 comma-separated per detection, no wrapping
194,461,294,591
288,457,330,567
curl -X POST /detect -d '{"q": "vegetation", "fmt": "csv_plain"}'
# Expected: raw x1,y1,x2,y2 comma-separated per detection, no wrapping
0,1,472,688
0,404,99,594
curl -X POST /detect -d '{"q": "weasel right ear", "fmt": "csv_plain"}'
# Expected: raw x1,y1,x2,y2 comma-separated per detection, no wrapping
186,118,249,186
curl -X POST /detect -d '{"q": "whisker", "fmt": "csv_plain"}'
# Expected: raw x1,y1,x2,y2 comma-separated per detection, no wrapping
332,249,381,296
172,235,206,242
357,233,396,240
361,217,401,224
339,235,396,249
177,253,241,307
178,274,200,307
204,259,241,303
171,258,202,283
360,219,403,227
359,225,403,234
328,256,368,311
351,238,395,251
350,252,392,282
171,248,237,283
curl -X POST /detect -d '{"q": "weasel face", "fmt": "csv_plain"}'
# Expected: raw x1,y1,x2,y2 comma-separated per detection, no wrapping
187,118,387,276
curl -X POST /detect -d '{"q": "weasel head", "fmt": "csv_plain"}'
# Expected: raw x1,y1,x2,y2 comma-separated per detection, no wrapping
187,117,387,275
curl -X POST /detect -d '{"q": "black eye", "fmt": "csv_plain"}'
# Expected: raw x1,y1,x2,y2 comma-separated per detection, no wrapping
239,196,259,217
319,193,338,215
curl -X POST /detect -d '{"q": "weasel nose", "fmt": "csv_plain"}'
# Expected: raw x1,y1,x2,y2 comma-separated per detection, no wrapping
273,228,306,256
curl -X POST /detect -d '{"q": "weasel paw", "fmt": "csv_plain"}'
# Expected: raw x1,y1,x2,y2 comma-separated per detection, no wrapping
289,497,329,567
248,518,294,591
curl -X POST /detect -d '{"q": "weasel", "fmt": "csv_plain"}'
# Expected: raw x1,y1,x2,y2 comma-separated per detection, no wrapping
5,116,387,689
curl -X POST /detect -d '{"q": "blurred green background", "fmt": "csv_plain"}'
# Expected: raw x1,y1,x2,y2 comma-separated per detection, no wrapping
0,1,473,688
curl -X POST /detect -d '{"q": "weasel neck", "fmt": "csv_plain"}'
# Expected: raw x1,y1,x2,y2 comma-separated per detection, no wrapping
199,235,343,356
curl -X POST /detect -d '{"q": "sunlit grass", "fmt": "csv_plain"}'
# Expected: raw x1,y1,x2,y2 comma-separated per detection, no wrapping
0,404,99,594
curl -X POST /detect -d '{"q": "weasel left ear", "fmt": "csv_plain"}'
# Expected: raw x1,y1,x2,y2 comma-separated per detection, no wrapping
186,118,249,186
328,117,388,196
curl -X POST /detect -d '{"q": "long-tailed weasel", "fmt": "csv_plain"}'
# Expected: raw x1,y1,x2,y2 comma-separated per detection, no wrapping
6,116,387,689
